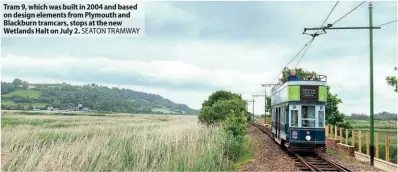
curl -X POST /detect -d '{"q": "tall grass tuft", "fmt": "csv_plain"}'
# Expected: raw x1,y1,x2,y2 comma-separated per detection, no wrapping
1,115,233,171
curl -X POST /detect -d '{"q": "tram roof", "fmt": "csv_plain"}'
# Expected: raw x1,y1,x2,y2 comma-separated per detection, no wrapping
271,75,327,94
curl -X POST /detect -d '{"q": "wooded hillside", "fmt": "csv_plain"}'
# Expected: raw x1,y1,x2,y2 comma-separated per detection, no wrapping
1,79,199,114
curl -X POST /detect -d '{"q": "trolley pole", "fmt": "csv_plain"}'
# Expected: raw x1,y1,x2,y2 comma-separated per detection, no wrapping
302,2,379,167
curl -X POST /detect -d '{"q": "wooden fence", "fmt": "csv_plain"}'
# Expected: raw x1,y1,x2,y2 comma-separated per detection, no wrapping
257,121,396,163
326,125,396,163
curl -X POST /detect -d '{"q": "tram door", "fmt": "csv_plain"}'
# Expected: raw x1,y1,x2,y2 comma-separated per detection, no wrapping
276,107,280,138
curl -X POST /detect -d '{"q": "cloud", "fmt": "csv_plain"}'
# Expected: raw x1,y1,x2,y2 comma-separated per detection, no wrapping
1,1,397,114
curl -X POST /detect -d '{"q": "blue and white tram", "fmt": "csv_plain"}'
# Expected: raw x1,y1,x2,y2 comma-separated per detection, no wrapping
270,76,328,152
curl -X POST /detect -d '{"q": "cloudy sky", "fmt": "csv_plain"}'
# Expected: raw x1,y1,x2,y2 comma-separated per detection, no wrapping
1,1,397,115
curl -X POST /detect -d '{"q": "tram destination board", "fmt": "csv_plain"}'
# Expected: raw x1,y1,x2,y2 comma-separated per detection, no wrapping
300,85,318,101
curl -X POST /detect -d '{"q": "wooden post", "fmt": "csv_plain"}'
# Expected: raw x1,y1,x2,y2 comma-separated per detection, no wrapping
345,129,348,145
385,135,389,161
334,126,337,140
340,128,343,143
375,133,379,158
352,130,355,148
366,132,370,155
325,125,328,138
358,130,362,153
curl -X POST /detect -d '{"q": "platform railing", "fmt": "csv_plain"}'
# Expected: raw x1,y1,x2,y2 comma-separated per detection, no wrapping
271,74,328,91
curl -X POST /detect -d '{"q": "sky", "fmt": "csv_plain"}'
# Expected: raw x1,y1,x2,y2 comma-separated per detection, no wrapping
1,1,397,115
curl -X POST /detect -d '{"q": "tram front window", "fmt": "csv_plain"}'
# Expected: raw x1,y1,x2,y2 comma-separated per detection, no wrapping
301,106,315,127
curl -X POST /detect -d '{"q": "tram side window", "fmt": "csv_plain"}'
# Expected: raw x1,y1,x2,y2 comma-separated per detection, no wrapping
280,108,285,124
290,110,298,127
272,109,275,121
318,111,325,127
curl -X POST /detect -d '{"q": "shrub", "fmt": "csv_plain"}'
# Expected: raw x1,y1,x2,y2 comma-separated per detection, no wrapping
198,90,247,162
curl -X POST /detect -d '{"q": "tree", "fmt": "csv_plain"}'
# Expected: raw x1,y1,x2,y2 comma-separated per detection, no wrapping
1,82,15,94
266,96,271,113
198,90,246,125
22,81,29,89
198,90,247,161
12,78,23,86
201,90,242,108
280,67,318,83
386,66,397,92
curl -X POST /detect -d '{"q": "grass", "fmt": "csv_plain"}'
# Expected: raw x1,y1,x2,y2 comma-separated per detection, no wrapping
1,101,47,107
330,119,398,164
151,107,176,114
233,135,258,169
1,111,234,171
2,90,41,98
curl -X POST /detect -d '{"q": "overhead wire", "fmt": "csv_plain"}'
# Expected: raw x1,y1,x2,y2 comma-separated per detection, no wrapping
375,19,397,27
269,1,340,84
316,1,339,34
332,1,366,25
269,38,313,84
294,37,316,68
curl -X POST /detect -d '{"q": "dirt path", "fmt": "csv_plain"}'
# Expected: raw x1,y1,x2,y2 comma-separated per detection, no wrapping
239,125,298,171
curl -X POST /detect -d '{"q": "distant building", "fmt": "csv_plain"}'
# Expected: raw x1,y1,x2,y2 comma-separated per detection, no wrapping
77,103,83,110
47,106,54,111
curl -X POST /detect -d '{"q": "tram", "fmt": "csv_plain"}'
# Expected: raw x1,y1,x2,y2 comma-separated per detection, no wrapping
270,75,327,152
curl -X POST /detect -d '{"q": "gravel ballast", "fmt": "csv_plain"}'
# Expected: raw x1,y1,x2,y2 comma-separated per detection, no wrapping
317,149,384,172
239,125,298,172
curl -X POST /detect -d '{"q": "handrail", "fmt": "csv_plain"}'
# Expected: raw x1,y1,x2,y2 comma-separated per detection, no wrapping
271,74,328,91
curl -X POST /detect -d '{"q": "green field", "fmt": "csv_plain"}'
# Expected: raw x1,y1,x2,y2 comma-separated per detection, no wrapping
332,119,398,164
1,111,235,171
1,101,47,107
2,89,41,98
151,107,176,114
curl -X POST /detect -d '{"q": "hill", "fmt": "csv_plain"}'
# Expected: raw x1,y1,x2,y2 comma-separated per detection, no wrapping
1,79,199,115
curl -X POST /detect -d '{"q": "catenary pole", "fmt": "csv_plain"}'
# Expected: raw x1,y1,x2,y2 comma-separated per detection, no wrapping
302,2,379,167
369,2,375,167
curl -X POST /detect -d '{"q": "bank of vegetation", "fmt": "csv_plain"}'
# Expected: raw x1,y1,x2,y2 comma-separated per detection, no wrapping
198,90,255,167
1,113,234,171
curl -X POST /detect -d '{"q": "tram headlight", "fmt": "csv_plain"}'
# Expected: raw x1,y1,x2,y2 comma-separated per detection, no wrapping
292,131,297,139
305,135,311,141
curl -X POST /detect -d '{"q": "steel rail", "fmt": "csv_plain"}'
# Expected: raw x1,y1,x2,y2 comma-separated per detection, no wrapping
248,122,352,172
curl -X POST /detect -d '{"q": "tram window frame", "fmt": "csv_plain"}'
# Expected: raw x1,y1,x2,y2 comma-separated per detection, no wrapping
279,107,284,124
272,108,275,122
318,111,325,128
301,106,316,127
290,110,298,127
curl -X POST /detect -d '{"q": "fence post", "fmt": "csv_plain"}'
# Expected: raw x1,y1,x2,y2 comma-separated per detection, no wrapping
366,132,370,155
345,129,348,145
375,133,379,158
352,130,355,148
334,126,337,140
358,130,362,153
325,125,328,138
339,128,343,143
385,135,390,161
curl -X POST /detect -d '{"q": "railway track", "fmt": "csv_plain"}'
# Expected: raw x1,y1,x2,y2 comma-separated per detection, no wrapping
248,122,353,172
